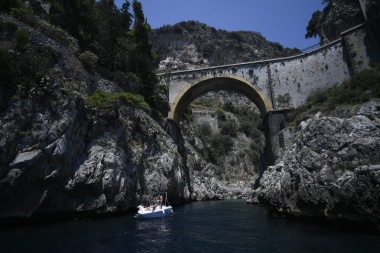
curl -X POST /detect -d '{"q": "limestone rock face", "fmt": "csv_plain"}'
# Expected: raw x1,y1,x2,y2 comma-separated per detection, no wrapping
0,94,190,218
180,94,263,201
0,14,191,219
56,107,190,213
315,0,380,44
255,101,380,224
0,14,255,220
319,0,363,43
184,141,252,201
152,21,300,72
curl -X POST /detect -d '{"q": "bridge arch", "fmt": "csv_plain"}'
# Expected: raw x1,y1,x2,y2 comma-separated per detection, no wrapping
168,74,272,124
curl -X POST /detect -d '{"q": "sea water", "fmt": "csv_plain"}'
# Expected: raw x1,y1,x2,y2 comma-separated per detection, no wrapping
0,200,378,253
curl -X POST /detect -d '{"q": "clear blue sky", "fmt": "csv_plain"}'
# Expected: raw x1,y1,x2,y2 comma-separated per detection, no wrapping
115,0,326,50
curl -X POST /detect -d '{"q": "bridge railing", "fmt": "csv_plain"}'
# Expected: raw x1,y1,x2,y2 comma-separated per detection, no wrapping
300,43,320,53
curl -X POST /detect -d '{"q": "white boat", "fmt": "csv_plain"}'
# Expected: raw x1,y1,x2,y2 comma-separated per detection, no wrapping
135,192,173,219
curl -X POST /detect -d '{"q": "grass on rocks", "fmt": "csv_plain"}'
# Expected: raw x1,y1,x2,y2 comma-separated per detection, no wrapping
86,90,149,110
289,65,380,127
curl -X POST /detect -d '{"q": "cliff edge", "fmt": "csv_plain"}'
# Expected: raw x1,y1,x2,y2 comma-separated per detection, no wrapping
254,100,380,225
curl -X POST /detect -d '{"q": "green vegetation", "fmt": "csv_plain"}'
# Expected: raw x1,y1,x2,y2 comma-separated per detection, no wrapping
157,20,211,34
216,109,226,121
0,49,16,99
13,28,30,49
155,20,301,59
198,122,212,136
192,98,221,109
223,101,236,113
289,65,380,126
0,22,55,100
18,75,54,98
220,121,238,137
190,95,264,165
277,93,292,108
227,32,243,42
0,0,168,114
86,90,149,109
209,135,234,162
0,0,29,13
78,51,99,69
305,0,364,42
305,10,322,40
234,107,263,165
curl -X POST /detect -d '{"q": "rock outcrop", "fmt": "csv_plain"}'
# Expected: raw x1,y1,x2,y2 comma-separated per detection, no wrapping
0,98,190,218
318,0,364,43
314,0,380,44
181,99,263,195
254,101,380,225
152,21,300,72
0,14,253,220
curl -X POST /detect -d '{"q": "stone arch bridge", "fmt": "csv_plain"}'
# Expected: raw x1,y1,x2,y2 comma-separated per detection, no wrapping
158,24,373,164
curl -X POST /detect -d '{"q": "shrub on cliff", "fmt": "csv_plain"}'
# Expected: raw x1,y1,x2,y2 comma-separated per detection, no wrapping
13,28,30,50
0,0,28,13
0,23,55,101
0,49,15,100
86,90,149,110
305,10,322,40
220,121,238,137
47,0,167,114
289,65,380,126
208,134,234,163
79,51,99,70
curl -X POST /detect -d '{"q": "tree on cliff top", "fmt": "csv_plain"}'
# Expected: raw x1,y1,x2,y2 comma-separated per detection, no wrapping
0,0,168,115
0,0,27,13
127,0,168,114
305,0,365,44
305,10,322,40
46,0,168,114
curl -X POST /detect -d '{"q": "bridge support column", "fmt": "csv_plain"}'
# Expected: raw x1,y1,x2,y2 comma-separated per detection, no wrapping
263,110,289,165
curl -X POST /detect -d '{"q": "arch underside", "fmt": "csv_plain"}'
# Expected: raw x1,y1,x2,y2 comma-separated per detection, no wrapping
169,76,272,124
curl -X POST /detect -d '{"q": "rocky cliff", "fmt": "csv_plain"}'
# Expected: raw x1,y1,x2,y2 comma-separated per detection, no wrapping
253,101,380,225
249,0,380,227
180,91,265,195
151,21,274,190
312,0,380,44
2,1,379,224
0,14,251,220
318,0,364,43
152,20,300,72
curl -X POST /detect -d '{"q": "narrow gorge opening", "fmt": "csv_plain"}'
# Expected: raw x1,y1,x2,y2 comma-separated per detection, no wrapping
168,76,272,198
181,90,266,194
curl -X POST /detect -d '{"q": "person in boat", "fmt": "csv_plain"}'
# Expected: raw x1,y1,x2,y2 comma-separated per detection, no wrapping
152,195,157,206
152,195,158,211
158,194,163,207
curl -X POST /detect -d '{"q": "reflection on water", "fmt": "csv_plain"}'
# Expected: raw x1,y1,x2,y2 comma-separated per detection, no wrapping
135,217,174,252
0,200,379,253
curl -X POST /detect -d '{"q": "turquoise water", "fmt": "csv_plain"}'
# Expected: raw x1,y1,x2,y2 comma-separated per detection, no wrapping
0,200,378,253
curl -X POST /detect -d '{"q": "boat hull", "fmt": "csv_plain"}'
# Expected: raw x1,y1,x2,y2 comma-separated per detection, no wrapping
136,206,173,219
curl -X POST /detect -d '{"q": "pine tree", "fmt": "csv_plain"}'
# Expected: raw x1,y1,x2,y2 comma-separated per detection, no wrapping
305,10,322,40
128,0,168,114
0,0,25,12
